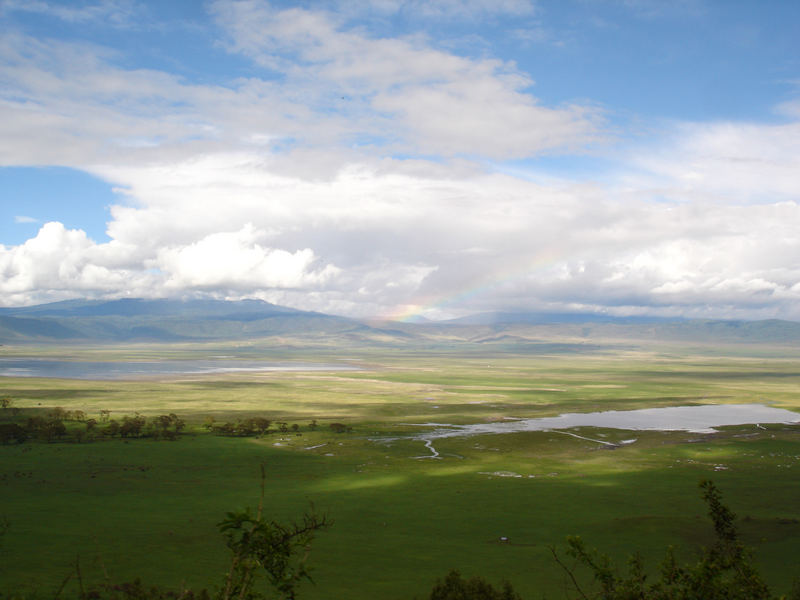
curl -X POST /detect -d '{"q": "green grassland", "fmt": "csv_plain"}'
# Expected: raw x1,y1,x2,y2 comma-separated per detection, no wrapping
1,340,800,598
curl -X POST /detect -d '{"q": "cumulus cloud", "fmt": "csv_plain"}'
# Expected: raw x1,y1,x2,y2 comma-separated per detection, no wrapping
71,148,800,319
0,222,152,303
1,1,800,320
156,225,339,291
0,221,341,305
4,140,800,318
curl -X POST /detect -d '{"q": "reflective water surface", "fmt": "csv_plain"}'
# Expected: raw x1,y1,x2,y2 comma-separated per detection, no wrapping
414,403,800,437
0,358,359,380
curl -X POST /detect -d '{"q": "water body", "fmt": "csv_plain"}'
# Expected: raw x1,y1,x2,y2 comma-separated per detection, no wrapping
0,358,359,380
411,403,800,439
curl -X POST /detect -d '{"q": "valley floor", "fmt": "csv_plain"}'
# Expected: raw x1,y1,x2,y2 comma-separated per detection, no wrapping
2,340,800,598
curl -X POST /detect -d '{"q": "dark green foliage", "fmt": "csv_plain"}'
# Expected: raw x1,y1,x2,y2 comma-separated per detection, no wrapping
428,570,522,600
0,406,187,444
150,413,185,440
0,422,26,444
553,480,774,600
218,466,331,600
218,507,330,600
104,419,121,437
211,418,308,438
0,515,8,547
119,414,147,438
40,418,66,441
49,406,69,421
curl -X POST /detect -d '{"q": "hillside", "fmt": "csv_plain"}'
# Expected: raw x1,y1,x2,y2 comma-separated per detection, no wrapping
0,298,361,343
1,299,800,346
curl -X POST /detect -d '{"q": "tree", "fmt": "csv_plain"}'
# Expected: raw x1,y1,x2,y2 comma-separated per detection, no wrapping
428,570,522,600
152,413,185,440
0,423,26,445
104,419,121,438
218,465,331,600
49,406,68,421
551,480,775,600
120,414,147,438
42,419,66,442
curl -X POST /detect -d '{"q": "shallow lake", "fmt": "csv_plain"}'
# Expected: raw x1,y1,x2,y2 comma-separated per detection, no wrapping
0,357,359,380
411,403,800,438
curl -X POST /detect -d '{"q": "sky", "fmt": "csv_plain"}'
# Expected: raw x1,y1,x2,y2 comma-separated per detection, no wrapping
1,0,799,321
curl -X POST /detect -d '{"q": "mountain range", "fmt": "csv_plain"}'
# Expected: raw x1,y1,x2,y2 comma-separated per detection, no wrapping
1,298,799,346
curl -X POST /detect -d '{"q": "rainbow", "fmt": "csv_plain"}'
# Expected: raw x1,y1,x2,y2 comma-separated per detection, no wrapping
383,248,564,322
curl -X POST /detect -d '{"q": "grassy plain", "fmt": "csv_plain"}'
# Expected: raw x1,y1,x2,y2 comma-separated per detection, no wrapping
2,339,800,599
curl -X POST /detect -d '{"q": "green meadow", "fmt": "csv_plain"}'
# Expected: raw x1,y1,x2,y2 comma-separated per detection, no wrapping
2,341,800,598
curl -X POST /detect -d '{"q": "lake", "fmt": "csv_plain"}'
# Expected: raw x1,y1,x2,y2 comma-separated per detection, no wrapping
0,357,360,380
409,403,800,438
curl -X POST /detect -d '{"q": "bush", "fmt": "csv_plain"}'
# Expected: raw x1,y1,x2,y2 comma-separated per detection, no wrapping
428,570,522,600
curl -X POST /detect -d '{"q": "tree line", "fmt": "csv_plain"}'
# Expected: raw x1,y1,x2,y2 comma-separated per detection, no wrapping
0,397,353,445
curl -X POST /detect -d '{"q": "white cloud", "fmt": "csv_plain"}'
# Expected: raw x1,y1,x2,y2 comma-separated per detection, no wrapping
156,225,339,291
627,120,800,203
1,1,800,320
0,222,148,300
3,134,800,318
210,0,599,158
14,216,38,224
0,0,141,25
0,221,340,305
349,0,536,19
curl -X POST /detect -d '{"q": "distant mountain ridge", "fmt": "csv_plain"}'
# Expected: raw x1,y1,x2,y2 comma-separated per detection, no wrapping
0,298,799,345
0,298,301,318
0,298,356,342
440,311,681,326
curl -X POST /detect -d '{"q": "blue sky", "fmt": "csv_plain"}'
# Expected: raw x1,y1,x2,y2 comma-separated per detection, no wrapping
0,167,117,244
1,0,799,319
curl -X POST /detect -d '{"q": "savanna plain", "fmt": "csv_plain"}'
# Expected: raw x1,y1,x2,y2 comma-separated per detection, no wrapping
2,338,800,599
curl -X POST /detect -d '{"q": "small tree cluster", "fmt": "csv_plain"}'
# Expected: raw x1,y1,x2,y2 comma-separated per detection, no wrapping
209,418,307,437
0,407,188,444
211,417,273,437
24,416,67,442
428,570,522,600
0,422,27,444
150,413,186,441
